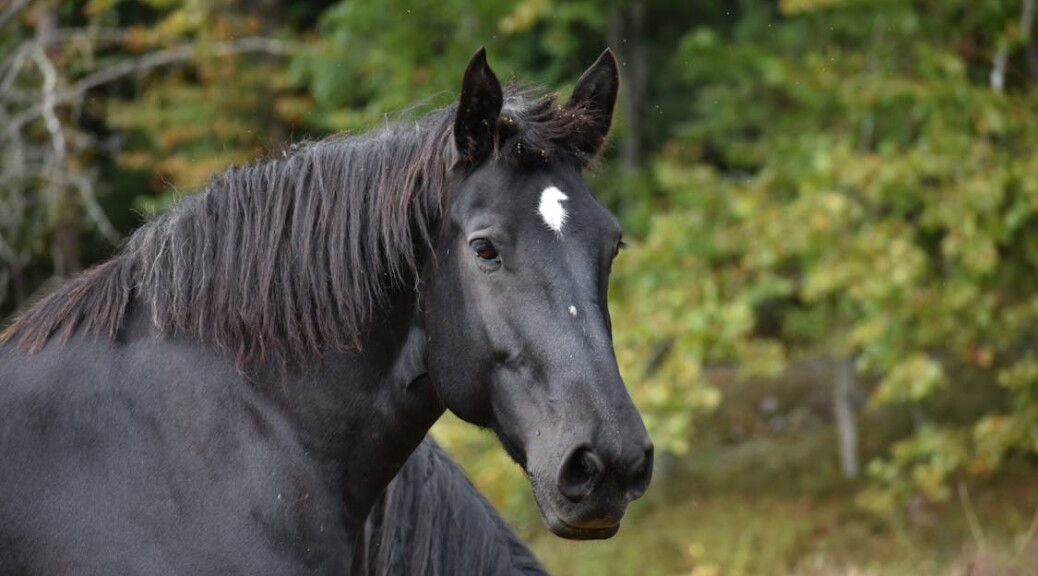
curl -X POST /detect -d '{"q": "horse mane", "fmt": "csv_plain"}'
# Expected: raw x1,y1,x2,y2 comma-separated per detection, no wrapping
364,437,548,576
0,88,603,370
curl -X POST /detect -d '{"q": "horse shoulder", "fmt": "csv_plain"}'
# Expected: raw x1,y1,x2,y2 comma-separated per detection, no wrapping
0,335,355,575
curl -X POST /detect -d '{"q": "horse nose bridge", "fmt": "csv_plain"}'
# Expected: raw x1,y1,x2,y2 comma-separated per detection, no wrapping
551,364,644,451
540,256,608,331
549,295,616,360
523,296,615,373
591,409,650,459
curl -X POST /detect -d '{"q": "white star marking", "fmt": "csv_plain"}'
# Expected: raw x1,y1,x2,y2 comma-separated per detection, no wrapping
538,186,568,235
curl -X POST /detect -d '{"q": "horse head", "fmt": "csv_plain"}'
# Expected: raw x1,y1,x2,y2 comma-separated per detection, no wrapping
423,49,653,540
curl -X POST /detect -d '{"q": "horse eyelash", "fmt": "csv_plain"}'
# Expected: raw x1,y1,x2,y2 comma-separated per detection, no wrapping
614,238,628,255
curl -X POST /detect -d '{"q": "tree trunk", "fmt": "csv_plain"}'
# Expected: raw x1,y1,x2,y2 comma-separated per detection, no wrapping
34,2,82,275
833,358,860,479
1024,0,1038,85
608,0,646,173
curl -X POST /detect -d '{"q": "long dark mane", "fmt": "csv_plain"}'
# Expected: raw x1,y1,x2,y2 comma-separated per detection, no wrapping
364,437,548,576
0,90,602,370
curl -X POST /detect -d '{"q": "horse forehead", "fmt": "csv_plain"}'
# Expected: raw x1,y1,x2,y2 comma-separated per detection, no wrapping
455,164,614,236
457,165,579,211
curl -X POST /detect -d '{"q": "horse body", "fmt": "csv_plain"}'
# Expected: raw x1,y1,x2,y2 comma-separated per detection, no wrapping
0,305,438,574
0,49,650,573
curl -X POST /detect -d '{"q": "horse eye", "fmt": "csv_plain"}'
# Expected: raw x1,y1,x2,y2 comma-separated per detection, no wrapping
470,239,499,262
614,238,627,258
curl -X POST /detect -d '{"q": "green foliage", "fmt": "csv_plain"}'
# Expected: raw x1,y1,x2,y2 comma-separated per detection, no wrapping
636,0,1038,512
104,0,310,192
291,0,610,132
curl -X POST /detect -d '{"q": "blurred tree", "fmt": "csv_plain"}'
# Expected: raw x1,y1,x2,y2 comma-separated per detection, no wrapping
102,0,312,208
1,1,122,311
642,0,1038,514
0,0,299,318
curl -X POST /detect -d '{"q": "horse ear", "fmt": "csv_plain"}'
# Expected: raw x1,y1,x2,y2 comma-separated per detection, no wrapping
565,48,620,157
454,47,503,163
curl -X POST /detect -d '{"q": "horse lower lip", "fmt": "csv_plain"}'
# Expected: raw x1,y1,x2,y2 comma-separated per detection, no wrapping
548,516,620,540
536,496,622,540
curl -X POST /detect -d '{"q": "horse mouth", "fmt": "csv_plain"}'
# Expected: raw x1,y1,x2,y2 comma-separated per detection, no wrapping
530,486,623,540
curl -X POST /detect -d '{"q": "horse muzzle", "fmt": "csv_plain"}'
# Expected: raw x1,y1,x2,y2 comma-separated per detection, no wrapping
528,435,654,540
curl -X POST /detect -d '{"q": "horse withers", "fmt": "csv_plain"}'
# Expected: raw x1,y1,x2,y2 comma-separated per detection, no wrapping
0,49,651,574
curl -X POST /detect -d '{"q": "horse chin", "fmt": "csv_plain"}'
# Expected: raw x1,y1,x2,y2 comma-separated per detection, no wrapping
529,485,623,540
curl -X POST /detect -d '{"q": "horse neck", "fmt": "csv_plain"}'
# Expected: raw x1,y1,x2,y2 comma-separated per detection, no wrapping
257,289,443,528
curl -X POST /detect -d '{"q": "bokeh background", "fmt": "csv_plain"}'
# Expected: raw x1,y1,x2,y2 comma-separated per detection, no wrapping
3,0,1038,574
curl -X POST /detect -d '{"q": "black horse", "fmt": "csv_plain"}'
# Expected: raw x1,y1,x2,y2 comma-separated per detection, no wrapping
0,49,651,574
362,436,547,576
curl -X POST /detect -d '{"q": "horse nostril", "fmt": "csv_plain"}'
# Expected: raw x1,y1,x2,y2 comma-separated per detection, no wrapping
557,446,605,502
626,445,654,501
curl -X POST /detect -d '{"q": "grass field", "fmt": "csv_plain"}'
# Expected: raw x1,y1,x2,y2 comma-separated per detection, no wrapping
434,416,1038,576
527,475,1038,576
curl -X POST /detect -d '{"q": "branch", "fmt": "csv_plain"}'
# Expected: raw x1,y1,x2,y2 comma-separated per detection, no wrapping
958,482,988,553
0,102,27,186
48,27,128,45
0,0,31,31
1024,0,1035,39
995,0,1038,90
69,172,120,244
77,36,298,94
3,30,131,94
9,36,301,131
0,42,31,94
991,48,1008,92
1023,0,1038,83
29,45,66,174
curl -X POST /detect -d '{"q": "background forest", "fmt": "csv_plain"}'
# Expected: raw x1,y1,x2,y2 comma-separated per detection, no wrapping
3,0,1038,574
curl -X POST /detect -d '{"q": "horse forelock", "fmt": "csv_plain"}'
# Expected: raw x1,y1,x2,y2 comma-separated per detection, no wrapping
0,87,602,372
494,89,603,168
